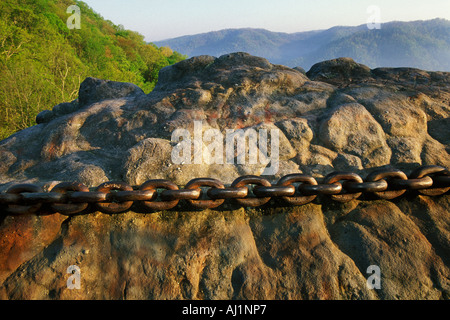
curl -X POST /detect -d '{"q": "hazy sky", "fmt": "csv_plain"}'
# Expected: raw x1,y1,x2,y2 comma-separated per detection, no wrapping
81,0,450,42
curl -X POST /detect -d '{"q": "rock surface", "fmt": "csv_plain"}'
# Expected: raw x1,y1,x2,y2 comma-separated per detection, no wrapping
0,53,449,300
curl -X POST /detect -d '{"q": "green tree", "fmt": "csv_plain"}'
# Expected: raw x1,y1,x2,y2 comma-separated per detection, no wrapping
0,0,186,140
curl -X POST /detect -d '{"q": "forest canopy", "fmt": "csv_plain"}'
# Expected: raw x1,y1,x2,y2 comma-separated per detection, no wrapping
0,0,186,139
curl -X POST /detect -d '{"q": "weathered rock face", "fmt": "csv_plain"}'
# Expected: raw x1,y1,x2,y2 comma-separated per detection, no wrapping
0,53,449,300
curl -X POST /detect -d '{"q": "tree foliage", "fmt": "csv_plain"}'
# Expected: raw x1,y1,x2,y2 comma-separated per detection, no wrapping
0,0,186,139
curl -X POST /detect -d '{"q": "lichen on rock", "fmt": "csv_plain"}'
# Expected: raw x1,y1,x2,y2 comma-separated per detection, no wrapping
0,53,449,300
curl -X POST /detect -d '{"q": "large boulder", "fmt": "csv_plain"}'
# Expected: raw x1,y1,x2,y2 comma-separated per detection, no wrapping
306,57,373,86
0,53,449,299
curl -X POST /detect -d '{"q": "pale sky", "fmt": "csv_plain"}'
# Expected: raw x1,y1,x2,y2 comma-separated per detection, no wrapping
81,0,450,42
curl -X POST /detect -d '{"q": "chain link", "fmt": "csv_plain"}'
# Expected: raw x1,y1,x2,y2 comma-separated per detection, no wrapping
0,165,448,216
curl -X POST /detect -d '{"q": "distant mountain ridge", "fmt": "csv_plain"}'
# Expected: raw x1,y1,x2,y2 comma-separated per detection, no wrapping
154,19,450,71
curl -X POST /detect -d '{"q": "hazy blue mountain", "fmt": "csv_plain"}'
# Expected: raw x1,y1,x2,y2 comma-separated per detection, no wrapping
154,19,450,71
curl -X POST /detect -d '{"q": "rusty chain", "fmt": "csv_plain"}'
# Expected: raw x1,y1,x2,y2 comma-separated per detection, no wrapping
0,165,448,216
